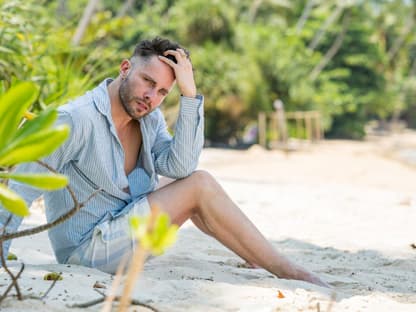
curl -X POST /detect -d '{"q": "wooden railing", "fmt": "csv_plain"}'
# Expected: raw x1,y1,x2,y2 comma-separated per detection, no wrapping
258,110,323,149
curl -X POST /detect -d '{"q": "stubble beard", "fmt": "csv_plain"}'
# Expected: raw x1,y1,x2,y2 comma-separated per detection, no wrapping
119,77,146,121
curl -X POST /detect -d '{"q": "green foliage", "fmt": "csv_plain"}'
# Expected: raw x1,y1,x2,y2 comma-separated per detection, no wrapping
2,0,416,142
0,82,39,150
0,0,112,110
168,0,236,45
0,82,69,217
43,272,63,281
326,112,367,140
129,212,178,256
6,252,17,261
0,184,29,217
191,42,268,141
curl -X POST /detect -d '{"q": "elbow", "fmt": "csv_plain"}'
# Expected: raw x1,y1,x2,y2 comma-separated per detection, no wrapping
170,166,197,180
167,160,198,179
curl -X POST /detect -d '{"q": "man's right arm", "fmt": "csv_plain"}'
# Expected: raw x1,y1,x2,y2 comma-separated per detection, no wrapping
0,110,78,257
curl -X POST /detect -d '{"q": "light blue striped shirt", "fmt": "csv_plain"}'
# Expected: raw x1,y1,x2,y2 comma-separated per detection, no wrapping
0,78,204,263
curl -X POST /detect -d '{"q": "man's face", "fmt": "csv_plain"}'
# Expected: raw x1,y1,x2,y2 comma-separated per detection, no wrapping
119,55,175,120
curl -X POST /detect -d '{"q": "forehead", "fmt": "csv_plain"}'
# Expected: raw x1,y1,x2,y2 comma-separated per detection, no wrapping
134,56,175,87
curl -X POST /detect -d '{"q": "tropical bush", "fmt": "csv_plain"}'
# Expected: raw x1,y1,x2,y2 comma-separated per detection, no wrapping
0,82,69,216
1,0,416,142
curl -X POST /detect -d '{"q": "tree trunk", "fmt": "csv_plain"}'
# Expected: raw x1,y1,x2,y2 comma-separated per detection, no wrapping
295,0,315,34
309,10,350,81
387,14,414,63
248,0,262,24
72,0,100,46
308,3,344,51
56,0,69,19
117,0,135,18
410,58,416,77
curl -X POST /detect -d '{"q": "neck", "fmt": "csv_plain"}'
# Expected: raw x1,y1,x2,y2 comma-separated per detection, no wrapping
108,78,135,130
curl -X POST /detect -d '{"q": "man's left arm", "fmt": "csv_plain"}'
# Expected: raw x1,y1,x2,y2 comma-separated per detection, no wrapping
152,48,204,178
151,95,204,178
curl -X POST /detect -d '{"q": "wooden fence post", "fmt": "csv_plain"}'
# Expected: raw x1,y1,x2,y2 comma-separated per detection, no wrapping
273,100,287,143
305,112,312,142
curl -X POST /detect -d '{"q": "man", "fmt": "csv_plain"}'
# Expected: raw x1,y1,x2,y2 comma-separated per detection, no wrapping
0,37,327,287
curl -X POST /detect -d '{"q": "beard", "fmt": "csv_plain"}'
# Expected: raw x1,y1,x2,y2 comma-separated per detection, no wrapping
118,76,149,120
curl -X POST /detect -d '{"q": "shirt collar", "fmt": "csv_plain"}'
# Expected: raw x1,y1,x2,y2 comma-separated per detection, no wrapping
92,78,114,118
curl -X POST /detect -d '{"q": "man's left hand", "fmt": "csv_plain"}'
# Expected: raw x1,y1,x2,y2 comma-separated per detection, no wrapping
158,49,197,98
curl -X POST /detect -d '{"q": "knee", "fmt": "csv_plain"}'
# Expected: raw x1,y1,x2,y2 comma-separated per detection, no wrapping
188,170,219,195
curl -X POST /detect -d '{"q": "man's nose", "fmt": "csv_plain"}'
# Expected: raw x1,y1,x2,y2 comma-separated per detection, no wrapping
144,88,156,101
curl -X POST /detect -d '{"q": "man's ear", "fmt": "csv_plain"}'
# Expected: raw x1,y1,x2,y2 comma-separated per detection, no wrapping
119,59,131,77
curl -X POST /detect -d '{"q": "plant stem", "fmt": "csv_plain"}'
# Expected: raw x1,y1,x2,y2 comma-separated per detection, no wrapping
117,247,148,312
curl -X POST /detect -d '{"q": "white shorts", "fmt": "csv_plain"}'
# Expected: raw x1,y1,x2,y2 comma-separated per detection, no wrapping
66,197,151,274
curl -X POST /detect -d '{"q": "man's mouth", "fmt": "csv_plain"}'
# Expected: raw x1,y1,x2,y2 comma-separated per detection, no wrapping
136,100,149,112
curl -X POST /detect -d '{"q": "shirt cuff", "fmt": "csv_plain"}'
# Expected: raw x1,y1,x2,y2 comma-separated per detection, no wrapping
180,94,204,116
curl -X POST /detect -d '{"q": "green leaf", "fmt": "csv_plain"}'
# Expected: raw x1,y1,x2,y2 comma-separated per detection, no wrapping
148,214,178,255
0,173,68,190
0,125,69,166
129,212,178,255
129,215,148,239
7,252,18,260
129,215,141,231
43,272,63,281
155,214,170,232
0,184,29,217
0,82,39,151
13,108,57,143
160,226,178,248
151,226,178,256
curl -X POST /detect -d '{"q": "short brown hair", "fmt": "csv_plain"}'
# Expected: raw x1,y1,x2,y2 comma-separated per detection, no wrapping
132,37,189,64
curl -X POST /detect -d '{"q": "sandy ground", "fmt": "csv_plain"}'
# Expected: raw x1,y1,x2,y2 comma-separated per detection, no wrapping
1,131,416,311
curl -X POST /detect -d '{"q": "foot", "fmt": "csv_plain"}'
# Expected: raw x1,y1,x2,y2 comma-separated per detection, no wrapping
296,268,330,288
238,261,261,269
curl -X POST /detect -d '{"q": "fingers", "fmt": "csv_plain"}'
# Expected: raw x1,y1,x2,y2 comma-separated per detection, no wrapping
177,48,188,58
158,55,176,67
169,48,188,58
158,48,192,70
161,48,189,64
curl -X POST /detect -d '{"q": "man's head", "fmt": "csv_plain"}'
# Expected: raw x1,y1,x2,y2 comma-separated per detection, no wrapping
118,37,189,120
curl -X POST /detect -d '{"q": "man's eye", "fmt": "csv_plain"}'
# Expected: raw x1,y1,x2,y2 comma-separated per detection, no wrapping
145,79,155,86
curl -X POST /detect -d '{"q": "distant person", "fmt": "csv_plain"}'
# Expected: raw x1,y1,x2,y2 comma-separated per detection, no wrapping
0,37,327,287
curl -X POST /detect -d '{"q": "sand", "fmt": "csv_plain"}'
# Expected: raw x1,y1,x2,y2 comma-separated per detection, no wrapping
1,131,415,311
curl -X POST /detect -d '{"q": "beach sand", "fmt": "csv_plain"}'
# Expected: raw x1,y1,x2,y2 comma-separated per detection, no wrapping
1,132,415,311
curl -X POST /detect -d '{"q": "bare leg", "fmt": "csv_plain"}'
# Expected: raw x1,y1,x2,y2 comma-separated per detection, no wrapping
148,171,328,287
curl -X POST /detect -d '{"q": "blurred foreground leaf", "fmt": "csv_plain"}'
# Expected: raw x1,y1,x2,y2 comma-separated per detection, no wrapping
0,125,69,166
0,173,68,190
43,272,63,281
15,108,57,143
0,184,29,217
0,82,38,150
7,252,17,260
130,212,178,256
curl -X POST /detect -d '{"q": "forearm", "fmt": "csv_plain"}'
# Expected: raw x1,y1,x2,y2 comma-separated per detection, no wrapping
154,95,204,178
